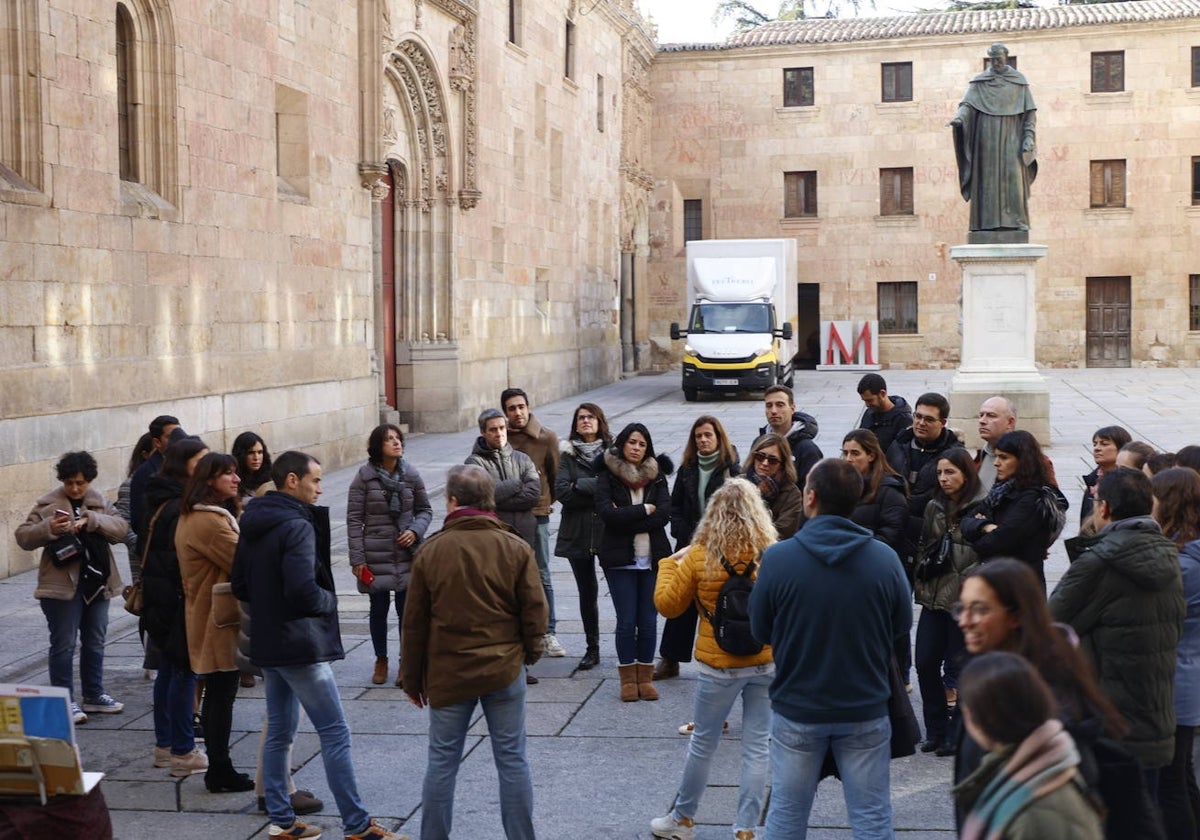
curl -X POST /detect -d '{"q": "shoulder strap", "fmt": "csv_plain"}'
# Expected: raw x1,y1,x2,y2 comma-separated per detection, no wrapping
139,502,168,571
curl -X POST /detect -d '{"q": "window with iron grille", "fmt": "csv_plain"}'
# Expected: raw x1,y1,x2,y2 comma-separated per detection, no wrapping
683,199,702,243
1191,275,1200,331
878,282,918,335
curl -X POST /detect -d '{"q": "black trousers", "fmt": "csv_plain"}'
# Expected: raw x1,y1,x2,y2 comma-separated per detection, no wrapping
914,607,965,741
566,554,600,647
658,605,697,663
1159,724,1200,840
200,669,240,767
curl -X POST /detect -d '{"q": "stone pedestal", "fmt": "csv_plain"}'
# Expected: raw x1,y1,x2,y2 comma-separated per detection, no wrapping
947,244,1051,447
395,341,464,432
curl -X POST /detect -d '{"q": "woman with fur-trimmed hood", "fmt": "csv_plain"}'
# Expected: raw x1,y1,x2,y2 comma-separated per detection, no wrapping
595,422,673,702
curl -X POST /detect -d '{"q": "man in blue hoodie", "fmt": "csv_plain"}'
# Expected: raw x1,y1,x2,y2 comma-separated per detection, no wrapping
749,458,912,839
231,451,403,840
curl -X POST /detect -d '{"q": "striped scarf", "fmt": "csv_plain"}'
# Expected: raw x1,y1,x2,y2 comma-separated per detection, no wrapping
961,719,1080,840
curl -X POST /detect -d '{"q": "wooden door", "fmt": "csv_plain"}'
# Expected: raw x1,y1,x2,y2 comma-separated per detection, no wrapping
381,166,397,408
1086,276,1131,368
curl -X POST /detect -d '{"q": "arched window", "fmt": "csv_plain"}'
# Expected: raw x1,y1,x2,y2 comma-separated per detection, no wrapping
0,0,43,194
116,4,136,181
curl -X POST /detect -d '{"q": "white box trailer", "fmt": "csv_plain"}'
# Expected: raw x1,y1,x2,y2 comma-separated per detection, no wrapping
670,238,798,401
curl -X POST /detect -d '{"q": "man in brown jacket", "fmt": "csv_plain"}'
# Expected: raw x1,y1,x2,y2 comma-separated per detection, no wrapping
502,387,564,657
402,464,547,840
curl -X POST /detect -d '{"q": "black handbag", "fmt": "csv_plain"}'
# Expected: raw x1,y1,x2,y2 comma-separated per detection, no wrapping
47,534,83,568
913,530,953,582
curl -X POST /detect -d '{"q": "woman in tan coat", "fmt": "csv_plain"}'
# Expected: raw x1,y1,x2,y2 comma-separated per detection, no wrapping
176,452,254,793
651,478,776,840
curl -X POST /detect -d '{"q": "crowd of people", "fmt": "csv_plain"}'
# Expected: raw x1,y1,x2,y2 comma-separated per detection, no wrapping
13,374,1200,840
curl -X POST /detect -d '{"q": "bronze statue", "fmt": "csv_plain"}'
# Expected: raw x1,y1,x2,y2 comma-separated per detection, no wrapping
949,44,1037,244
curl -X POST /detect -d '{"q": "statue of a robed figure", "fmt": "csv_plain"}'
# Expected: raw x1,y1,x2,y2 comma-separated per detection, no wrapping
949,43,1037,244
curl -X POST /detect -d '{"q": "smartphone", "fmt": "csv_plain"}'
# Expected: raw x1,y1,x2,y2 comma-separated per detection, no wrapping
54,509,72,518
358,566,375,586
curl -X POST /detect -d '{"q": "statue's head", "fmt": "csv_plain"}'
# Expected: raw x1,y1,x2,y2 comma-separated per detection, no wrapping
988,44,1010,74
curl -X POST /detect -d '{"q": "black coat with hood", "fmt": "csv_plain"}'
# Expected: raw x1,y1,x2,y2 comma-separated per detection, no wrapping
886,426,964,561
554,439,605,560
858,395,913,455
669,454,740,549
140,474,190,669
594,449,673,571
757,410,823,487
849,473,908,555
230,491,344,668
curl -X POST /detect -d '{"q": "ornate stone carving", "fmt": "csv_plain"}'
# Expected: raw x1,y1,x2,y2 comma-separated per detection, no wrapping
382,105,398,142
414,0,423,29
358,161,391,199
458,188,481,210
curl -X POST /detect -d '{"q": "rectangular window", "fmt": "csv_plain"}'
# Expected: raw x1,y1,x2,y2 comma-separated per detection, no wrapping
596,75,605,132
981,55,1016,70
881,62,912,103
564,19,576,80
1193,47,1200,87
1090,159,1126,208
877,282,918,335
508,0,522,45
1191,275,1200,331
879,167,914,216
683,199,702,243
1194,157,1200,205
784,171,818,218
1091,51,1124,93
783,67,814,107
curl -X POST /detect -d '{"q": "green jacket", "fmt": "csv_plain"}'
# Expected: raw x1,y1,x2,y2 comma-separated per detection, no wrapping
914,488,987,612
1050,516,1185,769
953,747,1103,840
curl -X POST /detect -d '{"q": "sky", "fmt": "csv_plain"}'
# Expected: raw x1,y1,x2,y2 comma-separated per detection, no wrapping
636,0,1006,44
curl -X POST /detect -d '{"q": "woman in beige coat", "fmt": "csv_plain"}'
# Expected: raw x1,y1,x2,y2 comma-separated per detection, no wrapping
176,452,254,793
15,450,128,725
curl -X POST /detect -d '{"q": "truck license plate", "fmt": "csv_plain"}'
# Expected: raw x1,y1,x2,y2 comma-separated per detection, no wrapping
713,378,739,386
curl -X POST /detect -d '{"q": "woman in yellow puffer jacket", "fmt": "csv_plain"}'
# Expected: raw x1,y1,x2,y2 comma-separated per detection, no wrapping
650,478,776,840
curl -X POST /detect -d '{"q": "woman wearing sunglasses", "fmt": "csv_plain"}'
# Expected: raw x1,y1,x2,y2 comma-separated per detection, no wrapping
742,434,802,539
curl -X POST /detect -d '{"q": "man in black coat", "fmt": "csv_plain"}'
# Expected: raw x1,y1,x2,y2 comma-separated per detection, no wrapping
856,373,912,454
759,384,823,487
231,451,401,840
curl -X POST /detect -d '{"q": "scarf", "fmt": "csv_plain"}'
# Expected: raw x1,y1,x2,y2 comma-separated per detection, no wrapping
983,476,1015,512
445,507,498,524
374,462,407,520
960,719,1080,840
572,439,604,463
696,450,720,506
745,467,780,501
603,447,659,490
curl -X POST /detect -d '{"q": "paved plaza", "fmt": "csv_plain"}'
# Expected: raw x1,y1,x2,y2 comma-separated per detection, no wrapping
4,366,1200,838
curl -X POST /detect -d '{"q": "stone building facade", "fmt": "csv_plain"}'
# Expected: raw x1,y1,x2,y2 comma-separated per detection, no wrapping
647,1,1200,372
0,0,655,578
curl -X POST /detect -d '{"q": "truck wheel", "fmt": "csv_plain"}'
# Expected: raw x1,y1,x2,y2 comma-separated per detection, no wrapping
683,388,698,402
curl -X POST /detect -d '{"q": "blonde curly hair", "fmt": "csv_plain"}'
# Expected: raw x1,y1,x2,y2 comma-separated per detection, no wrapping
691,477,778,577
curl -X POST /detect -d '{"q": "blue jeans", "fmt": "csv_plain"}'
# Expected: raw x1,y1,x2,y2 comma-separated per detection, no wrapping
262,663,371,833
40,592,109,701
535,517,556,635
153,661,197,754
421,673,533,840
767,714,893,839
672,668,772,832
369,588,408,659
603,567,656,664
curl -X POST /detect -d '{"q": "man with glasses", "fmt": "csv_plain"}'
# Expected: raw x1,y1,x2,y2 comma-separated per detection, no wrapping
749,458,911,839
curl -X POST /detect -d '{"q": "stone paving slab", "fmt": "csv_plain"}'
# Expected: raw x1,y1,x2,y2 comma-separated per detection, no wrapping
10,368,1200,836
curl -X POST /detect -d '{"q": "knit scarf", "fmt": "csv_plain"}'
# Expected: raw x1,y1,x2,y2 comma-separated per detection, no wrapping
983,476,1015,512
960,719,1080,840
572,439,604,463
696,450,720,506
374,462,407,520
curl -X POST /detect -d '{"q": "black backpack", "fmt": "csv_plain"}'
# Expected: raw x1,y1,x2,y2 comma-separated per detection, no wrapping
696,555,763,657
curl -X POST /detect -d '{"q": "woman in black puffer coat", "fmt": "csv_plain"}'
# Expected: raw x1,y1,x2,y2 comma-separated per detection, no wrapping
346,423,433,686
554,402,613,672
842,429,908,553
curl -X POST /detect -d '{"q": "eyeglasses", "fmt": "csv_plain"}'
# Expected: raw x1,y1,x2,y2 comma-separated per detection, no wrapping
576,415,597,422
950,602,998,621
913,412,944,425
753,452,782,465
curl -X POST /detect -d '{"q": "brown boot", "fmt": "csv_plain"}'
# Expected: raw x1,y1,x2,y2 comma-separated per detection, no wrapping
636,662,659,701
653,658,679,680
372,657,387,685
617,664,639,702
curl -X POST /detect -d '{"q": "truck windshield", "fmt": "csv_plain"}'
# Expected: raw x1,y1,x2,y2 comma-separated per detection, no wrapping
689,303,773,334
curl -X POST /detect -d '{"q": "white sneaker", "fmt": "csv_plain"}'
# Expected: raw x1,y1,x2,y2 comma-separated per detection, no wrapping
70,702,88,725
82,693,124,714
543,634,566,657
650,813,695,840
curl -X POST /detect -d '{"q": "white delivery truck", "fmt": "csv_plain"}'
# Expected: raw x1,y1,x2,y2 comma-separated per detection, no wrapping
669,238,798,402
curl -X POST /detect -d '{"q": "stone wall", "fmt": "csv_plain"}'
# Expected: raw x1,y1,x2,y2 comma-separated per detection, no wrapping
648,9,1200,370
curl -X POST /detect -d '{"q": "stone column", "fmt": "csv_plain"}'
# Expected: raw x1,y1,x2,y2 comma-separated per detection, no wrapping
946,244,1051,447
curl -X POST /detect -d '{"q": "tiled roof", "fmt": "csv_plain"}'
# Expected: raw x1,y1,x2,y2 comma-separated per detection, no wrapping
658,0,1200,52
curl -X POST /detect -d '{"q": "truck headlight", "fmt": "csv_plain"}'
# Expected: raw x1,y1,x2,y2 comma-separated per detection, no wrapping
684,344,696,356
754,346,772,359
